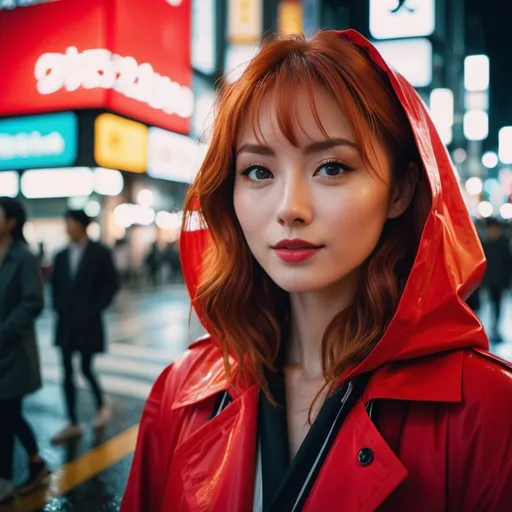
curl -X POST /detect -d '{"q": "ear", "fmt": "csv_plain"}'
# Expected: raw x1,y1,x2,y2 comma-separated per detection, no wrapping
387,162,419,220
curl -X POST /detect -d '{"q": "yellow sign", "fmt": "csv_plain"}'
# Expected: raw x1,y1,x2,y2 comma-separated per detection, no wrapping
279,0,304,36
94,113,147,173
228,0,263,44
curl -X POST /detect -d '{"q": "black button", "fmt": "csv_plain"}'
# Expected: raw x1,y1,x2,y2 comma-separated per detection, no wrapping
357,447,374,466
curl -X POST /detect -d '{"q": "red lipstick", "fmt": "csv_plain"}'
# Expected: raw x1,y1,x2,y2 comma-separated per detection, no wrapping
272,239,323,263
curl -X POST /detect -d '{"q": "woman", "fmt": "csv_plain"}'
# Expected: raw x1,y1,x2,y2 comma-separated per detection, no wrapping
0,198,50,504
122,30,512,511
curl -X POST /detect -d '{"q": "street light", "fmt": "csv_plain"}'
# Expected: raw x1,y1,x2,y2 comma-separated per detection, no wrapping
477,201,493,218
463,111,488,141
482,151,499,169
498,127,512,164
430,88,453,145
465,177,483,196
464,55,490,92
500,203,512,220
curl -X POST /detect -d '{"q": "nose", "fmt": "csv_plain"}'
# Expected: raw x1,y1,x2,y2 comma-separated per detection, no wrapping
276,175,313,226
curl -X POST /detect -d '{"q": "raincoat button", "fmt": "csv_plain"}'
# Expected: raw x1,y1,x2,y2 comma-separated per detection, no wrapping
357,447,374,466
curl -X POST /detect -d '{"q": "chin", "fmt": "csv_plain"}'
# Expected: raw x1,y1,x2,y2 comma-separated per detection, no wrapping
267,272,337,294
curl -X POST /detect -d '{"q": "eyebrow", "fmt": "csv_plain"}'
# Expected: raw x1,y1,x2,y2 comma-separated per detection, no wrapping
236,137,359,157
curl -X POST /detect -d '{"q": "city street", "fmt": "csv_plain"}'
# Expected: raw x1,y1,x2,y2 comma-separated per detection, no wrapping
4,285,204,512
3,285,512,512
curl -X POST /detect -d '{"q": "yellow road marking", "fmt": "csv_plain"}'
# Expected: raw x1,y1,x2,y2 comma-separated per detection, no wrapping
3,424,139,512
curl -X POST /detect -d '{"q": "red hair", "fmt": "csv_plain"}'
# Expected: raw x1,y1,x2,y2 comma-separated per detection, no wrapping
183,31,429,397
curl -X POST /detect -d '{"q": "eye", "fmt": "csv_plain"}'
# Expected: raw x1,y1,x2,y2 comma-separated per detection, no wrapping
315,160,353,178
239,164,273,182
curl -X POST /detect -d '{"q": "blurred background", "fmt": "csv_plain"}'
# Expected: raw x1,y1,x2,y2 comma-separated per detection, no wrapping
0,1,510,511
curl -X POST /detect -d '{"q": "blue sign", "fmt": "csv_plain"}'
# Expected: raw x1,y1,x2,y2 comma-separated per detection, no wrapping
0,112,78,170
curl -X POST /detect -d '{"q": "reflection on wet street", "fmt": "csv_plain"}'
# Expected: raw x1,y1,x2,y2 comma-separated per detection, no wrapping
4,285,204,512
2,285,511,511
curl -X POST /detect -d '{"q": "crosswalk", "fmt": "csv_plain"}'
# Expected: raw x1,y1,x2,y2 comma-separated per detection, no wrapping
36,286,206,400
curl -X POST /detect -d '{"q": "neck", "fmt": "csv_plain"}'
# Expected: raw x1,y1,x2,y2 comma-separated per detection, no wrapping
73,234,88,246
285,270,359,380
0,233,13,255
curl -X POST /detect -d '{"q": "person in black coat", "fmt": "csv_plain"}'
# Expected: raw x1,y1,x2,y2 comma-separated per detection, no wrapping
50,210,119,444
482,217,512,342
0,198,50,505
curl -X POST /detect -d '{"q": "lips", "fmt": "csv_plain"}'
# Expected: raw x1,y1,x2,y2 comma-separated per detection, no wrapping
272,238,323,249
271,239,323,263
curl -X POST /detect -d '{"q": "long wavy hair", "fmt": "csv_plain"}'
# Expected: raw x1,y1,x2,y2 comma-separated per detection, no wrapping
183,31,429,398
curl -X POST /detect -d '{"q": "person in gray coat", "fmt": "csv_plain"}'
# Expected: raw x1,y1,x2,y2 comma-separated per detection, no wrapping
0,198,50,505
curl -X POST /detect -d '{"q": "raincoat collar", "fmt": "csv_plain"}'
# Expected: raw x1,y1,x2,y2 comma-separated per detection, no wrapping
172,339,464,409
179,29,489,406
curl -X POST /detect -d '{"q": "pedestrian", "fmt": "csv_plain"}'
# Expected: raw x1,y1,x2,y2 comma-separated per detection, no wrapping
144,241,161,287
122,30,512,511
113,238,132,287
481,217,512,342
0,198,50,505
50,210,119,444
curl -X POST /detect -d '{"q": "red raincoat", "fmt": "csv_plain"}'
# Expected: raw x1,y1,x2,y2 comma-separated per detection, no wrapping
122,31,512,511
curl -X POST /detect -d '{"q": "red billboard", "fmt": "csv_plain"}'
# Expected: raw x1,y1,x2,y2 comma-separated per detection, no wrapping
0,0,192,134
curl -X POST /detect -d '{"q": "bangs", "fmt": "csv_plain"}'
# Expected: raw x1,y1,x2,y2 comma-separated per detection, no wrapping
246,63,330,147
231,47,383,172
218,33,414,177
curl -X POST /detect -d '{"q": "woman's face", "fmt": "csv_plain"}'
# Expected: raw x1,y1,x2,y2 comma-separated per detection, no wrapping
233,87,409,295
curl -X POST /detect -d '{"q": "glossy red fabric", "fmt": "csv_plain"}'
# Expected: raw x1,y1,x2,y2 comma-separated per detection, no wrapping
122,30,512,511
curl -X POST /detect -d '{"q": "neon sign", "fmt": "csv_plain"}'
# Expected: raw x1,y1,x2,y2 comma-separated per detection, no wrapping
35,47,194,118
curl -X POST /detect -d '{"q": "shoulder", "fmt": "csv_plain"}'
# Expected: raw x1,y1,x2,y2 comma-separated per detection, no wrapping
461,348,512,402
54,248,67,260
441,349,512,505
90,241,109,254
452,348,512,446
11,243,38,267
148,335,226,410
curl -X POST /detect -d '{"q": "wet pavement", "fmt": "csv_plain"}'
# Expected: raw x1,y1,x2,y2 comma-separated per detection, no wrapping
2,285,511,511
3,284,204,512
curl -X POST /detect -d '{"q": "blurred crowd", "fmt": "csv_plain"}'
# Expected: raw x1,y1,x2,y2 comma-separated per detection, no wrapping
467,217,512,343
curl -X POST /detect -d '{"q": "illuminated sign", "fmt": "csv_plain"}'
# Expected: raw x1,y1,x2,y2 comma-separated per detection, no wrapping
369,0,435,40
147,127,207,183
279,0,303,36
0,0,192,134
228,0,263,44
192,0,217,75
374,38,432,88
94,113,147,173
0,112,78,170
224,44,259,83
0,171,19,198
35,48,193,119
21,167,94,199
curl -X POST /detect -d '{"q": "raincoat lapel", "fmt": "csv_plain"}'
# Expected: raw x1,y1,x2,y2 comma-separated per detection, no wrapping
171,384,258,511
304,400,408,512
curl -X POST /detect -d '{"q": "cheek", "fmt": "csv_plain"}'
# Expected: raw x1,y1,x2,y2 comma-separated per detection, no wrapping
233,188,258,242
323,184,390,246
329,181,388,217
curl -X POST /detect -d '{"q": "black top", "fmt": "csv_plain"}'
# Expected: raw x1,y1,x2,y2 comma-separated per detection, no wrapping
259,365,370,512
51,241,119,353
209,356,372,512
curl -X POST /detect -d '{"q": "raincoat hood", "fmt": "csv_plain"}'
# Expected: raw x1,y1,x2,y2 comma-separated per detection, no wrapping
180,30,488,378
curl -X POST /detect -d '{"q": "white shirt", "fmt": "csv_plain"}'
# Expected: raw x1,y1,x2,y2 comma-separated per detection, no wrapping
253,438,263,512
69,240,88,278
